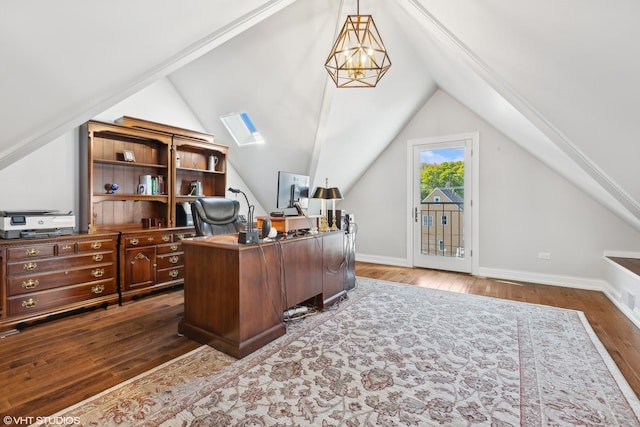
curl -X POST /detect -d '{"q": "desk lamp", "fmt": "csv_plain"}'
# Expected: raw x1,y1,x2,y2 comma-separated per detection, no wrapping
327,187,343,231
312,184,329,233
228,187,258,244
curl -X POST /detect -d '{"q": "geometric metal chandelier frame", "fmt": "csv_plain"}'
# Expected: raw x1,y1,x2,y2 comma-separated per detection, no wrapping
324,0,391,88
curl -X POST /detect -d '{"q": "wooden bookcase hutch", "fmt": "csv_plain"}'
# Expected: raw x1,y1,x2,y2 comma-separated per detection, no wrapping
80,117,229,301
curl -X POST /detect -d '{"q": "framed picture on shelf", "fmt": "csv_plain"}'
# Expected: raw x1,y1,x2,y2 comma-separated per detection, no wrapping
123,150,136,162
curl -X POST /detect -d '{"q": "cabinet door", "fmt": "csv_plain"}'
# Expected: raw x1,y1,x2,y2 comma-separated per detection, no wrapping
124,246,156,290
322,232,346,307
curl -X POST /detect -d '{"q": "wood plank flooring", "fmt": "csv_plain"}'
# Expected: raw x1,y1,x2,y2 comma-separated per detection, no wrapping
1,262,639,420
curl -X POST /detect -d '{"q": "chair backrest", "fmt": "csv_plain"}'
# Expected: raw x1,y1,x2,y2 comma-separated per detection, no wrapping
191,197,243,236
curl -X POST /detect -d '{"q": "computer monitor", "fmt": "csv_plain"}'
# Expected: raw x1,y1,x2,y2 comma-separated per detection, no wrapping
276,171,309,213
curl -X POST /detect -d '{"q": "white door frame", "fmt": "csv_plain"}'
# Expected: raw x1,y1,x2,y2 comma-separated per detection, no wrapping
406,132,480,275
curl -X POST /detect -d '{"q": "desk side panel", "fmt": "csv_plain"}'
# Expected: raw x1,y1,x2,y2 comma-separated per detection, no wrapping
238,245,284,341
182,244,240,343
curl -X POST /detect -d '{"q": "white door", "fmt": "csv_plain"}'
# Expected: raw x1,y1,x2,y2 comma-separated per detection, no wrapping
409,134,476,273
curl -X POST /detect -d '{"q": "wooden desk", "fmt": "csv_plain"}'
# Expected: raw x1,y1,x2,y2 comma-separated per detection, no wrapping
179,232,345,358
256,215,320,235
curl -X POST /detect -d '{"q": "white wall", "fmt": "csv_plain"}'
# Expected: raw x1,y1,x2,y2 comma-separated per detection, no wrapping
0,130,78,214
0,78,266,228
343,89,640,286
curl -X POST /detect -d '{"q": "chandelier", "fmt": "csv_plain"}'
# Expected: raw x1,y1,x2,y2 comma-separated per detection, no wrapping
324,0,391,88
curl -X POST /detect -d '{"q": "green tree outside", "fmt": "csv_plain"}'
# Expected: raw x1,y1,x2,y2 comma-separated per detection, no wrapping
421,161,464,200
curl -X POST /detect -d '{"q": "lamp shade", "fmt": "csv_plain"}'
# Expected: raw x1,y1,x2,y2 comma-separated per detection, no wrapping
326,187,343,200
312,187,328,199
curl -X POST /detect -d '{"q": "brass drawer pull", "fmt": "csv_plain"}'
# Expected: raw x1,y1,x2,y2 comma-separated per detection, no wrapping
91,284,105,294
22,279,39,290
23,262,37,271
62,245,73,250
130,238,139,245
93,254,104,262
148,237,154,242
91,242,102,250
169,269,179,278
26,248,40,256
21,298,38,308
91,268,105,278
162,235,171,242
177,234,185,240
170,244,178,251
169,256,179,264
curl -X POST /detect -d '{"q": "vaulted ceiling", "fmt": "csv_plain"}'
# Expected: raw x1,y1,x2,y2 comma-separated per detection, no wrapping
1,1,639,229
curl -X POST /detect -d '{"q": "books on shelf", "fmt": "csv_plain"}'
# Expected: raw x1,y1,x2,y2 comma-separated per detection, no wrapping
139,175,165,195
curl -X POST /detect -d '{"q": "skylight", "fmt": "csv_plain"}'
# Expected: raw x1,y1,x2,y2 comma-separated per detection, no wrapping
220,112,264,146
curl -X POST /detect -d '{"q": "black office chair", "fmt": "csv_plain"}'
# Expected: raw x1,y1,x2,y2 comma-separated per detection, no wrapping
191,197,244,236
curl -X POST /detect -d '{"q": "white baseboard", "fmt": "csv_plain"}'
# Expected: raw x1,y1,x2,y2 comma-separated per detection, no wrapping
355,253,410,267
476,267,608,292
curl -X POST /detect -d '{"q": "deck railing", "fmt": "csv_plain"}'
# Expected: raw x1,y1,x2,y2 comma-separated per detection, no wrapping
420,202,464,258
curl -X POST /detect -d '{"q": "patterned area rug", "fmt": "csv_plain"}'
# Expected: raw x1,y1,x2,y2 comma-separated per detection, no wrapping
47,278,640,426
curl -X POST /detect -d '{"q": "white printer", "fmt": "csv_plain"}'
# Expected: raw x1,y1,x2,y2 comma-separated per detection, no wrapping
0,210,75,239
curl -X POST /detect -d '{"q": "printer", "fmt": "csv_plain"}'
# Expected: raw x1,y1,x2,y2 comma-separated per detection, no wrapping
0,210,75,239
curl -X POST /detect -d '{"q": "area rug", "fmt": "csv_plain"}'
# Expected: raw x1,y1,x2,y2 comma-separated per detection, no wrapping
46,277,640,426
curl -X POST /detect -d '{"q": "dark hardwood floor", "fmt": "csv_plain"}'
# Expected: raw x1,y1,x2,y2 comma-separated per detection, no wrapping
1,261,639,419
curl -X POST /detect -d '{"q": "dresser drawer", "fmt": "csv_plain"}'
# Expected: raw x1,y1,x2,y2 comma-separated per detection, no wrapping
7,243,56,261
7,279,117,316
174,231,196,241
156,266,183,284
57,242,77,255
157,242,182,255
7,251,114,276
8,264,115,296
77,238,116,252
123,233,173,247
157,253,183,269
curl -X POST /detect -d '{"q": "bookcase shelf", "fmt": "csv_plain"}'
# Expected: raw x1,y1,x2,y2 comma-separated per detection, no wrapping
94,158,169,170
91,194,169,202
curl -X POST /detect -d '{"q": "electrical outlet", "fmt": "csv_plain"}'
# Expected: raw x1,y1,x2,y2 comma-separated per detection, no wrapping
538,252,551,260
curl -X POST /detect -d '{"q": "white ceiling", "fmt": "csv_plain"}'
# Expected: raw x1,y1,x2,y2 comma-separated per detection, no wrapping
1,0,639,229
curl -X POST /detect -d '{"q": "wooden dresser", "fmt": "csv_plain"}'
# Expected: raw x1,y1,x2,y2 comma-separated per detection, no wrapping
119,227,196,302
0,233,119,335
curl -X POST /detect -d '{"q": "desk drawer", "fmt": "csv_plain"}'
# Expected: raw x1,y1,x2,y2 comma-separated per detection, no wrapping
7,279,116,316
